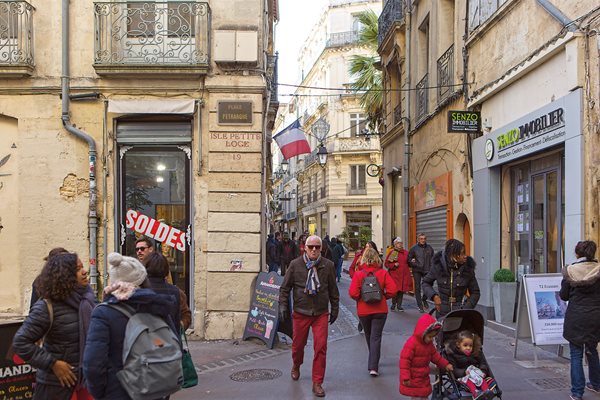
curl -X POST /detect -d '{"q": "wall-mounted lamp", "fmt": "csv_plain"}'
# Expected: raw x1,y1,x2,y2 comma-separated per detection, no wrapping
317,145,328,167
281,159,289,173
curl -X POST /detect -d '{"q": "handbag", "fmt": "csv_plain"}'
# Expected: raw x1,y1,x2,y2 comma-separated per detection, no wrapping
181,328,198,388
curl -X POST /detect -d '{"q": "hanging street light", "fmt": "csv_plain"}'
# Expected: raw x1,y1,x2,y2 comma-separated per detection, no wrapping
281,158,289,173
317,144,328,167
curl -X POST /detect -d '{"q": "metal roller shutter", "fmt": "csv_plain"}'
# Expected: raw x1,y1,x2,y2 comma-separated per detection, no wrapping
116,122,192,144
416,206,447,253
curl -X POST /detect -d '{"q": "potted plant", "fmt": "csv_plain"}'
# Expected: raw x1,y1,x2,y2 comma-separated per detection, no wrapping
492,268,517,323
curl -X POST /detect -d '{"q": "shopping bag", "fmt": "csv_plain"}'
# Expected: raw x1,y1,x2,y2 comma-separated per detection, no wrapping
181,328,198,388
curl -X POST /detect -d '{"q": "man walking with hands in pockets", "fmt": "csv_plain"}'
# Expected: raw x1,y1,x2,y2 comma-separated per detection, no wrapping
279,235,339,397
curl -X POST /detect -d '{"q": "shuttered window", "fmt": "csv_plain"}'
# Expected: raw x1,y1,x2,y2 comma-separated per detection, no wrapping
416,206,447,253
116,122,192,144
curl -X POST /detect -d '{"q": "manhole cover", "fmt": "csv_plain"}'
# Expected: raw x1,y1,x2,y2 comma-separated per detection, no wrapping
526,378,571,391
230,369,282,382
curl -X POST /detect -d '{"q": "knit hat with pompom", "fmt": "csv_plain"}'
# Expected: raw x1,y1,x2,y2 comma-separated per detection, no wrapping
107,252,147,287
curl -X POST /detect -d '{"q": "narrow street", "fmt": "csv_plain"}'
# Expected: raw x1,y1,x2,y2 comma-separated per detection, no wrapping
174,268,572,399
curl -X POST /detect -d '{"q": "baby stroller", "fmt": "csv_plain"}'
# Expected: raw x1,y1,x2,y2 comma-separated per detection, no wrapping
431,309,502,400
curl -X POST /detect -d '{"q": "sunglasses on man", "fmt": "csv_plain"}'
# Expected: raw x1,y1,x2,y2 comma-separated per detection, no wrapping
306,245,321,250
136,246,149,252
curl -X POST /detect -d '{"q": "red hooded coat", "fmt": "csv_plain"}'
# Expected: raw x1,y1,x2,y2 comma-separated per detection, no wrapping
399,314,449,397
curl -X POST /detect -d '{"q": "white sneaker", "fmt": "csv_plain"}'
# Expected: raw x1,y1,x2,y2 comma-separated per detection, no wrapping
369,370,379,377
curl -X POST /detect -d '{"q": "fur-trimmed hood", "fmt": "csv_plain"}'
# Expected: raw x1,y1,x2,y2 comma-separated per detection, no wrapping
413,313,442,343
433,251,476,276
563,260,600,287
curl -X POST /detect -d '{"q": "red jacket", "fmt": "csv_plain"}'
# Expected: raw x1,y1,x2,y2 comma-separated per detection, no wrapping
384,248,413,293
348,250,363,278
348,263,398,316
399,314,449,397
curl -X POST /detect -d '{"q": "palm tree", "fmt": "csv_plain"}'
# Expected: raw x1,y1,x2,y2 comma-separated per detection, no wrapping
348,9,383,132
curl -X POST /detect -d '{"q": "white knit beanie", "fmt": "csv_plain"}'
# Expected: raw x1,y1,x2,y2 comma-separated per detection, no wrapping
393,237,403,245
107,252,147,287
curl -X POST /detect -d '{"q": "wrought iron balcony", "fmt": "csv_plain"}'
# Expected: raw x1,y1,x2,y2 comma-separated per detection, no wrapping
0,1,34,77
378,0,404,46
416,74,428,123
326,31,359,48
93,1,210,75
267,53,279,104
437,45,454,102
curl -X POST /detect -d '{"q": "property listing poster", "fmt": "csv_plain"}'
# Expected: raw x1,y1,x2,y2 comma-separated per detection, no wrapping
523,274,568,345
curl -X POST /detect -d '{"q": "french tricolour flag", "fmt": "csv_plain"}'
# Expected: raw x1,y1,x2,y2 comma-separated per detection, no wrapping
273,119,312,160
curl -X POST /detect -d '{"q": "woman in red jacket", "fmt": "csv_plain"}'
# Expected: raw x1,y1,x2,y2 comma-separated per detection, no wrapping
399,313,454,399
348,247,398,376
348,241,379,278
384,237,413,311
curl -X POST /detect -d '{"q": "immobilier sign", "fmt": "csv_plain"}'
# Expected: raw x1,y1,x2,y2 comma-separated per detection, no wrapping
447,110,481,133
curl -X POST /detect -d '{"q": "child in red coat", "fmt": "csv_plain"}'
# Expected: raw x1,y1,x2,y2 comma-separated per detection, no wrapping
399,314,453,399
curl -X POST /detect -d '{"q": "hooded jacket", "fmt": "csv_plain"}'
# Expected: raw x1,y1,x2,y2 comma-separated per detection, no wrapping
559,259,600,347
399,314,449,397
348,263,398,316
422,251,480,316
83,289,177,400
444,342,489,378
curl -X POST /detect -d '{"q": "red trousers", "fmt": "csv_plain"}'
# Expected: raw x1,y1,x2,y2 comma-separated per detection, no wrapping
292,312,329,384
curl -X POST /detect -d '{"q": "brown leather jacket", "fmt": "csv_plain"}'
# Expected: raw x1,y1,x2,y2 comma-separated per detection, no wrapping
279,256,340,318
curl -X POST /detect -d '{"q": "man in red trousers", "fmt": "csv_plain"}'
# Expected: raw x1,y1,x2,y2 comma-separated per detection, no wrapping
279,235,339,397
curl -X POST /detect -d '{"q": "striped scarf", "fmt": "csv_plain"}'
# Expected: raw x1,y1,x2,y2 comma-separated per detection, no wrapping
303,253,321,295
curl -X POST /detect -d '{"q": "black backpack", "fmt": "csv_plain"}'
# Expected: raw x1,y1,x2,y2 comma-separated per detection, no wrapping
361,272,382,303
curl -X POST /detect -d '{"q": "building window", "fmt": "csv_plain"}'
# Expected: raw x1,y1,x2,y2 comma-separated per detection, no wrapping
348,165,366,195
350,113,367,137
468,0,508,32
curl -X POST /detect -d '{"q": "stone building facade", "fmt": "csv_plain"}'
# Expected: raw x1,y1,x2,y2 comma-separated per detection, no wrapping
0,0,279,339
271,0,383,251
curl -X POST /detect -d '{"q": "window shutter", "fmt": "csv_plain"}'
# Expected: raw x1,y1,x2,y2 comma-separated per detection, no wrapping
351,165,357,189
359,165,366,189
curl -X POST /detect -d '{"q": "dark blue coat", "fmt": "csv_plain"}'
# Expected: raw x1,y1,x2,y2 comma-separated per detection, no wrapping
82,289,178,400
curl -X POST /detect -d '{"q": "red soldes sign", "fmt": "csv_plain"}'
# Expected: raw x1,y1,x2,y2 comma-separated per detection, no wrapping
125,210,186,251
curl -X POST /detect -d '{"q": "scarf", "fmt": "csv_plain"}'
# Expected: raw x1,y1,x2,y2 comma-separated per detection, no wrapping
303,253,321,295
64,284,97,384
388,249,399,263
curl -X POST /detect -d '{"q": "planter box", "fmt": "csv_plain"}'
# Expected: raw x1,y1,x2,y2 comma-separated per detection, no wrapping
492,282,517,323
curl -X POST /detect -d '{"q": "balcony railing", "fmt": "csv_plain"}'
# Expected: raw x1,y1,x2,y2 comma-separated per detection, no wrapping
93,2,210,74
347,184,367,196
0,1,34,76
378,0,404,46
267,53,279,103
326,31,359,48
416,74,428,123
437,45,454,102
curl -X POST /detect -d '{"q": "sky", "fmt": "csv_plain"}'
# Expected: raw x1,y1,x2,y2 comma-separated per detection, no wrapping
275,0,327,101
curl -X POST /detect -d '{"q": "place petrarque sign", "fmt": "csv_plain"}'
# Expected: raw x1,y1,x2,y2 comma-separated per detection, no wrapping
447,110,481,133
217,101,253,125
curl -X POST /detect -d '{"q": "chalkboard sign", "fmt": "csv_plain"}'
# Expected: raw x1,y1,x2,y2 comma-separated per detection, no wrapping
0,321,35,399
243,272,284,349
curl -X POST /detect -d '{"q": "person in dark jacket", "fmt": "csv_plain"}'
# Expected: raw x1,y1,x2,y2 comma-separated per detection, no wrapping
330,238,344,282
13,252,96,400
279,235,339,397
445,330,497,399
279,232,299,276
422,239,480,317
266,233,281,273
407,233,435,312
29,247,70,310
145,252,182,334
559,240,600,400
83,252,178,400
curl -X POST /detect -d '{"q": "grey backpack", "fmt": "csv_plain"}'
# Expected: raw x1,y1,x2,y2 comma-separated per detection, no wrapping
106,302,183,400
361,272,382,303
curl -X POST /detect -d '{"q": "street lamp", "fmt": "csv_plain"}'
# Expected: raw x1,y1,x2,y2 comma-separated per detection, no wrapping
317,145,328,167
281,159,289,173
311,117,330,142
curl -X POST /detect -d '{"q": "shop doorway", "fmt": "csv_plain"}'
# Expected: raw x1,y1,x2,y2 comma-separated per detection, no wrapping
531,169,560,274
118,145,191,298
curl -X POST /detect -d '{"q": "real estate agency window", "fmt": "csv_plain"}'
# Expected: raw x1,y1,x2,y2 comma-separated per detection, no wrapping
116,120,192,298
350,113,367,137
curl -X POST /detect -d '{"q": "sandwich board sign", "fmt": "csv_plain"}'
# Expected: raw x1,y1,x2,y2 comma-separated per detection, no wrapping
514,273,568,363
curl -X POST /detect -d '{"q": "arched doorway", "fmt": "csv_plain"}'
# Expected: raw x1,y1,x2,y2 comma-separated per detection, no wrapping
455,213,471,256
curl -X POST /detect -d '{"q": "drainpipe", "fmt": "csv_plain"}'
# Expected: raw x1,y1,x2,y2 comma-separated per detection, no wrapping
62,0,99,292
536,0,576,32
403,5,412,244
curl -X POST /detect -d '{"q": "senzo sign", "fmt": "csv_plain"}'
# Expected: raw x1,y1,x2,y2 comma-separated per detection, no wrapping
447,110,481,133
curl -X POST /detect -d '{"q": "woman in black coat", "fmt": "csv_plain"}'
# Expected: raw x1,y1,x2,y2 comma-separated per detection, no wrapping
13,253,96,400
559,241,600,400
422,239,480,317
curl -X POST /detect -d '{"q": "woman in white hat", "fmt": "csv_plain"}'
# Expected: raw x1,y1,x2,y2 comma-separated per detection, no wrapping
384,237,413,311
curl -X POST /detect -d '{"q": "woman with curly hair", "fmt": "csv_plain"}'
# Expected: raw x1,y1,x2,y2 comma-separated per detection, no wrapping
13,252,97,400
